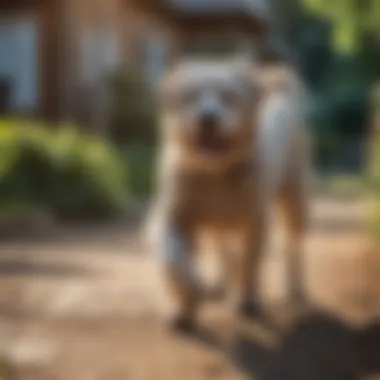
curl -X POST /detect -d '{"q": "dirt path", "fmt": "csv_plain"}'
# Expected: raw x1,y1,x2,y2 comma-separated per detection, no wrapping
0,195,379,380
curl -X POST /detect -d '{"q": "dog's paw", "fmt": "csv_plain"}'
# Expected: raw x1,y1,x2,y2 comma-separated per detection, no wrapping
238,297,262,319
168,314,196,334
290,285,310,310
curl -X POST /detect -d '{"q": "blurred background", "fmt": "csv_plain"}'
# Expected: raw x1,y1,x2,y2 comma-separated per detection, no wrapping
0,0,379,214
0,0,379,218
0,0,379,379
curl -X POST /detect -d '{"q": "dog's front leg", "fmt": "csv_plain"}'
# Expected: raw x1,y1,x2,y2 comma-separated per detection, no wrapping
151,218,202,331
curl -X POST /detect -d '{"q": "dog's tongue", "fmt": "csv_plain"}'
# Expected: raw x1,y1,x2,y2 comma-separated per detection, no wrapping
198,131,228,154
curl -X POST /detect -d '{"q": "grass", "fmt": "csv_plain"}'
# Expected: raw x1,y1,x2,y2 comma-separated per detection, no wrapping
369,126,380,241
371,200,380,238
317,173,370,198
317,173,380,240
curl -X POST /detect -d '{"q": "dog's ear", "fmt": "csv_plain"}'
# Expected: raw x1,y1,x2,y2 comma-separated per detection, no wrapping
259,65,293,94
241,65,297,106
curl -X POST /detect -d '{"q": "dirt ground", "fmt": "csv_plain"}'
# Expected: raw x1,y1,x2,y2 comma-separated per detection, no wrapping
0,195,379,380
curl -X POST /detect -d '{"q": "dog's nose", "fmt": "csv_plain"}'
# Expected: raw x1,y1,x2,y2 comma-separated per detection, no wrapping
198,112,218,132
196,111,227,152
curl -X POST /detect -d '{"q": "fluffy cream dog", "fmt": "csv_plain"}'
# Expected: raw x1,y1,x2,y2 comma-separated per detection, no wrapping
146,59,311,330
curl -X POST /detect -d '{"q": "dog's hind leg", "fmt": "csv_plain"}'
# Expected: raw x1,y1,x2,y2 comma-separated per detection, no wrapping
277,171,309,307
237,210,267,318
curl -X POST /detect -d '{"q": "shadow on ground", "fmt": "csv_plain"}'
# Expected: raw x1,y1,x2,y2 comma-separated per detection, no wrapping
168,308,380,380
0,258,92,278
231,312,380,380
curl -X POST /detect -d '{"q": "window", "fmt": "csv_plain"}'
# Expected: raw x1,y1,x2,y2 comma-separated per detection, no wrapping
0,16,39,111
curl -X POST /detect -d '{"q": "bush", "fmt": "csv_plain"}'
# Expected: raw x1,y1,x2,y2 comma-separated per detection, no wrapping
0,120,128,219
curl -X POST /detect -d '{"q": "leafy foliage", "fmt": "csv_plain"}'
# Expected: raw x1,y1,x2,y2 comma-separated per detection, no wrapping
0,120,128,219
272,0,378,171
302,0,379,52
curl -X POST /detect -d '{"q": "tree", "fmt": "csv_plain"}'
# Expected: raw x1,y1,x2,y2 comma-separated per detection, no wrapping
271,0,334,86
302,0,380,52
271,0,379,170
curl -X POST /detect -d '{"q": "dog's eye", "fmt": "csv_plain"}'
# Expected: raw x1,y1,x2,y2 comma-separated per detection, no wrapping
179,88,199,105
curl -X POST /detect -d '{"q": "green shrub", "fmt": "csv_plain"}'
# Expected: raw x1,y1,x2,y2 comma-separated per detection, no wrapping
50,129,128,218
0,120,128,219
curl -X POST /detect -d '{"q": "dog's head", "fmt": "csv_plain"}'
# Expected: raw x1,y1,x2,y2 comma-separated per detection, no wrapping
158,59,261,168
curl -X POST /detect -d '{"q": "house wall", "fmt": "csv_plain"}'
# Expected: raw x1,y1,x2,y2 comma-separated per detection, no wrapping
56,0,126,130
65,0,179,131
122,6,180,79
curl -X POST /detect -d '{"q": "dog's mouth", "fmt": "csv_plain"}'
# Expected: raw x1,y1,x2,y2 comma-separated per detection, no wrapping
196,129,230,154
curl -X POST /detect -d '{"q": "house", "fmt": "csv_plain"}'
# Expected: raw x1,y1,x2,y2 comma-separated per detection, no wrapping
0,0,273,130
131,0,272,61
0,0,119,124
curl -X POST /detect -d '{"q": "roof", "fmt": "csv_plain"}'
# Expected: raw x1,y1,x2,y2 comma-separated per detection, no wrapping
168,0,270,21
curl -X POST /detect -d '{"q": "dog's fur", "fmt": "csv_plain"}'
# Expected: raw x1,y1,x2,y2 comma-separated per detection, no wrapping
146,59,311,328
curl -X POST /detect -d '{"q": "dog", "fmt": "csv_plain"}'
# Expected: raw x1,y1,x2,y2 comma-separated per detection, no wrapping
145,58,311,330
